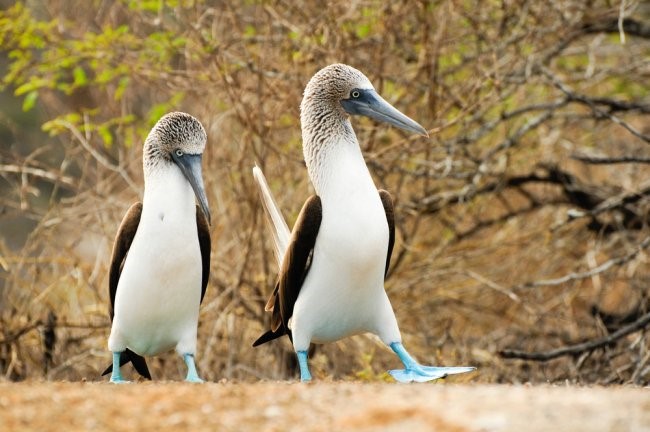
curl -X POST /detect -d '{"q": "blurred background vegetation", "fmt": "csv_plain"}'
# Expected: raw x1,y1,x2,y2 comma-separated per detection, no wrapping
1,0,649,384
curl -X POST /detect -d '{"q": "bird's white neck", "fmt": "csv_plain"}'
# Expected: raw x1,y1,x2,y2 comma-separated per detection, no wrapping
304,132,377,206
142,165,196,221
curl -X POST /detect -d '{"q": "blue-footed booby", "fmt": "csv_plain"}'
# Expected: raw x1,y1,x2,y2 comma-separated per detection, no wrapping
102,112,211,383
253,64,475,382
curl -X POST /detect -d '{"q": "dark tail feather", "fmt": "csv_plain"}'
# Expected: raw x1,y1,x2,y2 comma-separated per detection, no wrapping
129,351,152,380
252,327,291,347
101,349,152,380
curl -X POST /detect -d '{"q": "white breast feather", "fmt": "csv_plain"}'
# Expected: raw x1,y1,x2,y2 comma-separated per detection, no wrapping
109,166,202,356
291,140,401,350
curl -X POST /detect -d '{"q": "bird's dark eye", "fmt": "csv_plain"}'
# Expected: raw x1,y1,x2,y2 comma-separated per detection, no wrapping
175,149,183,157
351,90,360,98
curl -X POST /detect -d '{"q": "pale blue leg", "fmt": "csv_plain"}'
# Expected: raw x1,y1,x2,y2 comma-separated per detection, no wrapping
297,350,312,382
109,351,130,383
183,354,204,383
388,342,476,383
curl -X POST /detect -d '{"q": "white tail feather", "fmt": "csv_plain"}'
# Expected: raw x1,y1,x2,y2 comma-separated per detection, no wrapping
253,165,291,268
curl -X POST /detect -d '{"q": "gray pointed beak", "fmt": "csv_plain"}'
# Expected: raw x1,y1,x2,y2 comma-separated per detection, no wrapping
171,152,211,224
341,89,429,137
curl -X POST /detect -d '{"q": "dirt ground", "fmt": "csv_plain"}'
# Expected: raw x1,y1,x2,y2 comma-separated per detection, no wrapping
1,381,649,432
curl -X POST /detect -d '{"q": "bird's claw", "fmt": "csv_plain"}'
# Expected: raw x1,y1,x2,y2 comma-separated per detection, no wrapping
185,376,205,383
109,377,131,384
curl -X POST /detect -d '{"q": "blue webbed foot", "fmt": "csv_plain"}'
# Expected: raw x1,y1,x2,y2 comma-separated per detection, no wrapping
297,350,312,382
389,342,476,383
389,365,477,383
183,353,204,383
109,351,131,384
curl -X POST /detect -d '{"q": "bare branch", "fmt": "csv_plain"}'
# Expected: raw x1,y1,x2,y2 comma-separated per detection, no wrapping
583,18,650,40
500,309,650,361
0,164,77,190
572,154,650,165
541,68,650,144
483,111,555,159
586,97,650,114
554,180,650,229
412,164,603,215
0,321,41,345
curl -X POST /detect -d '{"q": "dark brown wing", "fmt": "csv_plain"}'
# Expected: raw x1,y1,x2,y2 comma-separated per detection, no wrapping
108,202,143,320
105,202,151,379
253,195,322,347
379,190,395,278
277,195,322,330
196,205,211,304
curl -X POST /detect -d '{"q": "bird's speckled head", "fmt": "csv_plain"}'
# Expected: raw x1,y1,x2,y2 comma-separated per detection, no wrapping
142,112,211,222
300,64,427,192
301,64,374,110
143,112,207,171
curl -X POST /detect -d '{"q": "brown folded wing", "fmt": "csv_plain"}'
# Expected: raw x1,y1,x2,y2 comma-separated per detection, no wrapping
378,189,395,277
108,202,143,320
195,205,211,303
253,195,322,346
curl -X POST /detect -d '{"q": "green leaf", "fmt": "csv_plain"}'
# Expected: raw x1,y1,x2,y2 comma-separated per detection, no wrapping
96,68,115,84
14,77,47,95
244,25,256,37
114,76,129,101
356,24,371,39
22,90,38,111
73,66,88,86
98,125,113,147
128,0,161,12
42,112,83,135
42,119,63,135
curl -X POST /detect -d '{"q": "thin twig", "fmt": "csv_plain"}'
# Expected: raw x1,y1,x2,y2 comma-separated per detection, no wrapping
465,270,523,304
57,120,140,193
618,0,627,44
518,236,650,289
0,321,109,346
0,321,41,345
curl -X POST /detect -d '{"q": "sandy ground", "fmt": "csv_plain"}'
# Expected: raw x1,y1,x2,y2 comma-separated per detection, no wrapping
1,381,649,432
